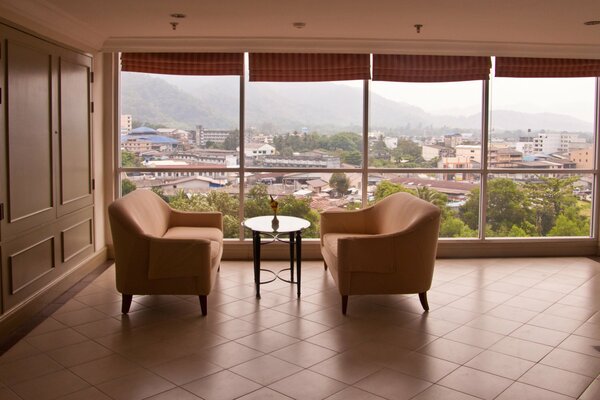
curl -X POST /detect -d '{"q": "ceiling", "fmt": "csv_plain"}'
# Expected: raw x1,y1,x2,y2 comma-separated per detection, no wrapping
1,0,599,57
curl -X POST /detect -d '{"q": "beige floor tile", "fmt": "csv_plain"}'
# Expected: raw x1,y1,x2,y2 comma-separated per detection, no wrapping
240,308,297,328
47,340,112,367
69,354,144,385
518,364,592,397
236,387,293,399
52,307,109,327
543,303,596,321
465,314,522,335
374,326,437,351
96,370,175,400
418,338,483,364
325,387,385,399
26,318,67,337
573,321,600,340
310,352,383,384
183,370,261,400
0,353,63,386
268,369,347,400
355,368,431,400
270,298,327,316
541,348,600,377
411,384,481,400
443,325,504,349
11,369,89,400
438,366,513,400
383,351,459,383
579,379,600,400
270,317,331,339
402,316,461,337
487,304,538,323
235,329,299,353
528,313,583,333
490,336,553,362
150,354,223,385
193,341,263,369
60,387,113,400
427,306,480,325
304,325,371,352
207,318,264,340
0,341,39,365
271,341,337,368
144,387,203,399
558,334,600,357
215,300,263,318
72,317,125,339
465,350,534,379
495,382,574,400
510,324,570,347
25,328,88,352
230,354,302,385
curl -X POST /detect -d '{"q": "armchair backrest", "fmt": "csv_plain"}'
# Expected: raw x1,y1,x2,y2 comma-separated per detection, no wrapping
372,192,441,235
108,189,171,238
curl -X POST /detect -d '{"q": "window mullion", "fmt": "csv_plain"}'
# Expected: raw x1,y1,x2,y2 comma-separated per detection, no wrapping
480,79,491,240
362,78,370,207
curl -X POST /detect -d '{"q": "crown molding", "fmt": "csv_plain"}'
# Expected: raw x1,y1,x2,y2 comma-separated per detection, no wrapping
0,0,104,51
103,36,600,59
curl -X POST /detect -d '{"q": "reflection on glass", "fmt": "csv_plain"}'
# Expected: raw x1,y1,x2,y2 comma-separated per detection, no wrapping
486,174,591,237
371,173,480,238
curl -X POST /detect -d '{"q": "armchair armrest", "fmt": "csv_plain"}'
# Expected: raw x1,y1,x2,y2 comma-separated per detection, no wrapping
338,233,397,273
170,210,223,230
148,236,212,279
320,206,374,244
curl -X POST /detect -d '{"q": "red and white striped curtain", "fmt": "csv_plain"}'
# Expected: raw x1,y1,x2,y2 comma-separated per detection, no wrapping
495,57,600,78
373,54,492,82
121,53,244,75
249,53,370,82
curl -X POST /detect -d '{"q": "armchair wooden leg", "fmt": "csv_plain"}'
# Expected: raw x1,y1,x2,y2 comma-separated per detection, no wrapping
342,295,348,315
324,262,328,270
419,292,429,312
121,294,133,314
199,295,208,316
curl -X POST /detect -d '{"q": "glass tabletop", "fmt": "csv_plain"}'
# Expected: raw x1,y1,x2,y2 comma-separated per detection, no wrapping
243,215,310,233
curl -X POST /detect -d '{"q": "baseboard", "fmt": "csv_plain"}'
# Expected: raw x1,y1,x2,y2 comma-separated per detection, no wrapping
0,247,109,343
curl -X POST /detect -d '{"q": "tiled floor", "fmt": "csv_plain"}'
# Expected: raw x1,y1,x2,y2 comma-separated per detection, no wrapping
1,257,600,399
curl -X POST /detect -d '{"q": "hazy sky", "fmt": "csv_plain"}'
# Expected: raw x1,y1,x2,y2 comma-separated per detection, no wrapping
340,77,596,123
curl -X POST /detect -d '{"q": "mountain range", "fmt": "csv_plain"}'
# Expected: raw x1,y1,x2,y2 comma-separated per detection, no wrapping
121,73,593,135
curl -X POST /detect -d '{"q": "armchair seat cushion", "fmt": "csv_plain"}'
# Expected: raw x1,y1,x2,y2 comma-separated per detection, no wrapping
163,226,223,262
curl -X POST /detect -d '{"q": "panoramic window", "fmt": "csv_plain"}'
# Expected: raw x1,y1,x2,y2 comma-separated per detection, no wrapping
118,53,600,244
487,57,598,237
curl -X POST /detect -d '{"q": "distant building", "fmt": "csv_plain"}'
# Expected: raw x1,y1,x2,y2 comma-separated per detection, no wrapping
121,126,179,154
195,125,235,146
455,145,481,163
172,149,238,167
532,132,586,154
569,146,594,169
120,114,132,133
422,144,455,161
244,143,276,157
261,154,341,168
489,147,523,167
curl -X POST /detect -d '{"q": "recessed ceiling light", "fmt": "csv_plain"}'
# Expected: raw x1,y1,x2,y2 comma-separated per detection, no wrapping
170,13,186,19
293,22,306,29
583,20,600,25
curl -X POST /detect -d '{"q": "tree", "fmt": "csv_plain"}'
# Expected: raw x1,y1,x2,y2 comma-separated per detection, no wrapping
151,186,169,202
222,130,240,150
121,179,136,195
329,173,350,197
244,184,271,218
485,178,531,233
122,151,142,167
439,217,477,238
342,150,362,166
373,180,411,202
525,176,579,236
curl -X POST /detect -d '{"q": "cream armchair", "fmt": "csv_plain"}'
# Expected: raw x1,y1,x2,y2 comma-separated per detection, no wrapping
108,189,223,316
320,192,441,314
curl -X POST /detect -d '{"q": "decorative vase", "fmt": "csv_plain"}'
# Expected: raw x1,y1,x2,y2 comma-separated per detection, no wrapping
271,213,279,231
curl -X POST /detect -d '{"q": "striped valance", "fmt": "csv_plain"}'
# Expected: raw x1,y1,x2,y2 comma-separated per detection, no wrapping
249,53,370,82
121,53,244,76
373,54,492,82
495,57,600,78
